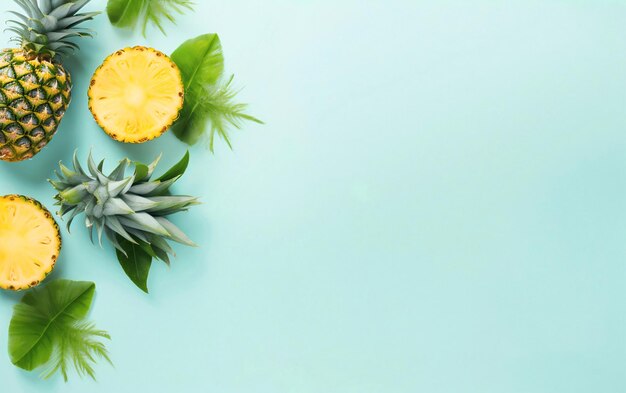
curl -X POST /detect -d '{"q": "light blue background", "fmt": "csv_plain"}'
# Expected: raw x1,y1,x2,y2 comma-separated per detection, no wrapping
1,0,626,391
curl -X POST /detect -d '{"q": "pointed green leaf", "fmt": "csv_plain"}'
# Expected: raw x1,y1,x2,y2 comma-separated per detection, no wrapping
134,162,149,183
156,151,189,182
106,0,143,28
115,236,153,293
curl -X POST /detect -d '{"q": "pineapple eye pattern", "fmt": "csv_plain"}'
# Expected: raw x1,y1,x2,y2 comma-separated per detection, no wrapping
0,49,71,161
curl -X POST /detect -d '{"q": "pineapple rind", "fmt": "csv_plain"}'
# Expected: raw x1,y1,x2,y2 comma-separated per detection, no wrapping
0,195,61,291
0,49,71,162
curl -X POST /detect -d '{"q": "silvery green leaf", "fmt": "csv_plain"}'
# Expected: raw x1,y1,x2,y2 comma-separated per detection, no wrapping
107,175,135,198
104,216,136,244
92,203,104,219
104,227,127,256
72,151,87,176
121,194,158,212
155,217,196,246
102,198,134,216
125,228,150,244
128,181,161,195
87,151,99,178
68,0,91,14
145,196,199,213
49,3,74,19
60,184,88,204
148,234,174,255
145,154,162,179
95,219,105,247
65,206,82,232
48,179,68,191
85,181,98,194
109,159,130,181
84,198,95,217
59,203,76,216
59,162,77,178
119,213,169,236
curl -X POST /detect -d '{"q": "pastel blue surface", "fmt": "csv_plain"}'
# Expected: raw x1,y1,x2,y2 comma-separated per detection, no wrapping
1,0,626,391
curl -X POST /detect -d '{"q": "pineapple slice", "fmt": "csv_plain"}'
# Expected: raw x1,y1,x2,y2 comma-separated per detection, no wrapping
0,195,60,290
88,46,184,143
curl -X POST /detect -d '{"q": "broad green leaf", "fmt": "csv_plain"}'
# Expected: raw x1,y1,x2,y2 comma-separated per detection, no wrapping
107,0,193,36
116,236,153,293
171,34,224,145
156,151,189,182
8,280,111,381
107,0,142,27
172,34,224,91
171,34,262,148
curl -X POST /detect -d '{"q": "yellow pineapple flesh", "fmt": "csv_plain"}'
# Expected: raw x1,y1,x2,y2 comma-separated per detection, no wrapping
88,46,184,143
0,195,61,290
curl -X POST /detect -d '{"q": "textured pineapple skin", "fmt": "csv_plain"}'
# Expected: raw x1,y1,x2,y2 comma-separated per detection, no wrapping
0,49,71,162
0,195,61,291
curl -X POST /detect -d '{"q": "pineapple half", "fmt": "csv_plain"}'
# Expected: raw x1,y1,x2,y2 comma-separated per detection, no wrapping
0,0,98,162
88,47,184,143
0,195,61,290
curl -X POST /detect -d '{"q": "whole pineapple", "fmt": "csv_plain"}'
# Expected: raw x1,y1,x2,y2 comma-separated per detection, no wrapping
0,1,98,162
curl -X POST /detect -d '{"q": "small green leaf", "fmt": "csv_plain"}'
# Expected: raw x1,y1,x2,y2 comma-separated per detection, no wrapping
116,236,153,293
134,162,150,182
8,280,111,382
156,151,189,182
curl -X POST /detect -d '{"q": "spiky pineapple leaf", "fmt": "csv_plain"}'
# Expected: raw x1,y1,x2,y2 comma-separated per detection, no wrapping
8,280,111,382
52,151,199,291
171,34,262,149
115,236,152,293
107,0,193,36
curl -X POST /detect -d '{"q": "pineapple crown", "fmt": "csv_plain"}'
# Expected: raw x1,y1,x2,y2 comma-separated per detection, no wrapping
7,0,99,59
50,151,199,263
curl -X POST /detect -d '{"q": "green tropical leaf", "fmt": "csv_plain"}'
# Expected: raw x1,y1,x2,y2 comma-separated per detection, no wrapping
171,34,262,149
172,34,224,91
156,151,189,182
116,236,153,293
8,280,111,382
134,162,150,183
106,0,143,27
106,0,194,36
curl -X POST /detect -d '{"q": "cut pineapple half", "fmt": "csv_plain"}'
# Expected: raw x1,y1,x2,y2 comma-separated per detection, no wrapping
88,46,184,143
0,195,61,290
